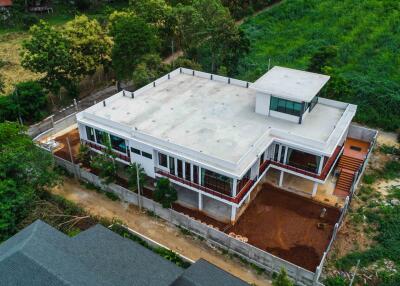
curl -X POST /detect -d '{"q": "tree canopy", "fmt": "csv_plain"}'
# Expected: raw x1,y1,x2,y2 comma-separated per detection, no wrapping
0,122,58,241
108,11,160,81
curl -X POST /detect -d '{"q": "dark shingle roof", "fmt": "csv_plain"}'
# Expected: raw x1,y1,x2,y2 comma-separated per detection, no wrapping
0,220,249,286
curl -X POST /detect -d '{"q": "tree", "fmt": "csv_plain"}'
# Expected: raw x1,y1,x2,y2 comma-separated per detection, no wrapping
129,0,171,26
127,163,147,192
132,54,169,88
154,178,178,208
172,57,202,70
0,122,58,241
76,144,91,166
108,11,160,81
0,75,4,94
90,135,117,185
10,81,48,123
272,268,293,286
63,15,112,79
307,45,338,73
21,21,74,97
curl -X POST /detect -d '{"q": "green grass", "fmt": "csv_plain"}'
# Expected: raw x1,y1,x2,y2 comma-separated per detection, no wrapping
238,0,400,131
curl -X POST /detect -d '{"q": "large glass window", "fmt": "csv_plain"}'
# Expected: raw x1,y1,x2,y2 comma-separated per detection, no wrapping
193,165,199,184
270,96,303,116
201,168,233,196
158,153,168,168
177,159,183,178
308,95,318,112
86,126,95,142
142,151,152,159
110,134,126,153
169,157,175,175
131,147,141,155
185,162,191,181
95,129,106,145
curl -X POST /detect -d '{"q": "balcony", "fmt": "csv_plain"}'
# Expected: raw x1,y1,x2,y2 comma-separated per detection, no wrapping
82,139,130,163
155,167,255,205
258,145,343,181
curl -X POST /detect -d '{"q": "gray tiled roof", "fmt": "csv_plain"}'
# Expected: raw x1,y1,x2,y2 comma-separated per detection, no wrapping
0,220,249,286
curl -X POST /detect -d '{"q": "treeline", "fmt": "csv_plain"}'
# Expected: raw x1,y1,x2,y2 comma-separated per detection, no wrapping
0,0,250,124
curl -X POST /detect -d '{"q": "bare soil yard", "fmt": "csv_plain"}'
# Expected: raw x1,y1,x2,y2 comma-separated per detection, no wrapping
229,184,340,271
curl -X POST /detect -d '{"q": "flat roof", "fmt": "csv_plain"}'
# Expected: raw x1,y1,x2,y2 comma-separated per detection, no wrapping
79,69,353,176
251,66,330,102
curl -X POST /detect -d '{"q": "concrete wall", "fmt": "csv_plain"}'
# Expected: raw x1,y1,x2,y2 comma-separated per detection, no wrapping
129,139,156,177
255,92,271,116
52,155,320,286
269,110,299,123
348,124,378,143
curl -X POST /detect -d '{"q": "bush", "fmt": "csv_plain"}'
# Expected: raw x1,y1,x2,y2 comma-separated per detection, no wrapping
272,268,293,286
153,178,177,208
105,191,120,201
324,275,348,286
21,14,39,30
75,0,92,11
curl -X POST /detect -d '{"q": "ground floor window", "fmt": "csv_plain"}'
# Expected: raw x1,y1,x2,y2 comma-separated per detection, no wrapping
201,168,232,196
158,153,168,168
287,148,319,173
110,134,126,153
95,129,106,145
86,126,95,142
237,169,251,194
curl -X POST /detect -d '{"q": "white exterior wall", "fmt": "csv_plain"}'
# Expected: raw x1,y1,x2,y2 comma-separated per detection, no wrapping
129,139,156,177
255,92,271,116
269,110,299,123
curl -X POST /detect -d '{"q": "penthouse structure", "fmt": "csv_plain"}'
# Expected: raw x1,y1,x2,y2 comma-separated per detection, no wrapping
76,67,360,222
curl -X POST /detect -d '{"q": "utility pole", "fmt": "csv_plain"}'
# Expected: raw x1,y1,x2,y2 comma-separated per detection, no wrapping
136,162,142,211
66,137,77,178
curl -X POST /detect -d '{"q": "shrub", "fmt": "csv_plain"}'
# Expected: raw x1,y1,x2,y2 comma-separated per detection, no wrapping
153,178,177,208
21,14,39,30
105,191,120,201
324,275,348,286
272,268,293,286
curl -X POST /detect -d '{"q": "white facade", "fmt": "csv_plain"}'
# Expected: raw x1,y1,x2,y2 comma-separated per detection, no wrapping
76,67,357,222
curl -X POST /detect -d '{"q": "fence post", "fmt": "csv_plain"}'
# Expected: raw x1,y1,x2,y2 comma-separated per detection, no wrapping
313,265,321,286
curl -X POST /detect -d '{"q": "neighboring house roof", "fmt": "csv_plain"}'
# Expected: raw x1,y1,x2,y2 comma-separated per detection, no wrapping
0,0,12,6
251,66,330,102
0,220,249,286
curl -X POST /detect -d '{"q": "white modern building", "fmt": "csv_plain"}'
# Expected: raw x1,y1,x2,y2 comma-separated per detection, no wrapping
76,67,358,222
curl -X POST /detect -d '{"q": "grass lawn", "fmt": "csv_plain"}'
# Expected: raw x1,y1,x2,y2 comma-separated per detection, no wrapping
238,0,400,131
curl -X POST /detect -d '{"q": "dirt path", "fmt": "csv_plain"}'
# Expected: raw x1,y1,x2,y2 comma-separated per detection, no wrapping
52,177,272,286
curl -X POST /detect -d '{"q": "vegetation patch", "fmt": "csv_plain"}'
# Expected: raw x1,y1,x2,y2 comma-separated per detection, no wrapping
238,0,400,130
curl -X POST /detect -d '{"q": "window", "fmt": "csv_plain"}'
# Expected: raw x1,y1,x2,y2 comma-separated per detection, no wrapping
270,96,303,117
201,168,233,196
131,147,141,155
158,153,168,168
142,151,152,159
95,129,106,145
86,126,95,142
177,159,183,178
169,157,175,175
110,134,126,153
193,165,199,184
185,162,191,181
308,95,318,112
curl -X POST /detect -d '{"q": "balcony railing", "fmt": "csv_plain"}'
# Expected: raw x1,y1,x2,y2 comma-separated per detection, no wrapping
155,167,255,204
258,145,343,181
82,139,130,163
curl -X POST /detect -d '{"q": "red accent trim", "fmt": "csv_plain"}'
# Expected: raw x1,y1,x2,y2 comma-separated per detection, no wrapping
155,168,255,204
82,140,130,163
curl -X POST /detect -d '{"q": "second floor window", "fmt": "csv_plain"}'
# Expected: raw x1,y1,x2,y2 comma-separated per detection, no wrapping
270,96,303,117
158,153,168,168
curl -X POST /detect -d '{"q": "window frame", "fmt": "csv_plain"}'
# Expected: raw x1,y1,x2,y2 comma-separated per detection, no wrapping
158,153,168,168
141,151,153,159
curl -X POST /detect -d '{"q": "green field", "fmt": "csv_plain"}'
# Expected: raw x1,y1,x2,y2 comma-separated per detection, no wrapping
238,0,400,131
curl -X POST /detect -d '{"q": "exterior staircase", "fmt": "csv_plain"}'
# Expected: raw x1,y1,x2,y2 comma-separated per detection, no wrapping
334,155,364,197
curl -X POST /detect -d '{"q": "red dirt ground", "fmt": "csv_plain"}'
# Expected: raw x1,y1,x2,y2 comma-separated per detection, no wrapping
228,184,340,271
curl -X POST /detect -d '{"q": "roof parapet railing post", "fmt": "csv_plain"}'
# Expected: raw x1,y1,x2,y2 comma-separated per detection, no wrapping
131,92,134,99
103,101,106,107
210,74,213,80
153,82,156,87
122,90,125,97
246,82,249,88
168,73,170,79
192,70,195,76
228,78,231,84
180,67,182,73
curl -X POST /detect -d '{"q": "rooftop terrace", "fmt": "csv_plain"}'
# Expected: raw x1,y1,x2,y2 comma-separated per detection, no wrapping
78,68,355,176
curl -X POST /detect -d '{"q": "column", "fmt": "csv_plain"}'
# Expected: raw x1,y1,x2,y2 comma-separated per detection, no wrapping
279,170,284,187
198,193,203,210
198,167,202,185
182,161,186,179
317,156,324,175
312,181,318,197
283,147,289,164
231,205,237,222
232,178,237,197
174,158,178,175
190,164,194,181
277,145,282,162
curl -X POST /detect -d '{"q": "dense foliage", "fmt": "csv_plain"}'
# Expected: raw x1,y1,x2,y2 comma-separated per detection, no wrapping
154,178,178,208
0,122,58,241
238,0,400,130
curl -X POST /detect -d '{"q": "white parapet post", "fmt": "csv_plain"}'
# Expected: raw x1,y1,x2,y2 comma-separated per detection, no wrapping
232,178,237,197
279,170,284,187
312,181,319,197
231,205,237,222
